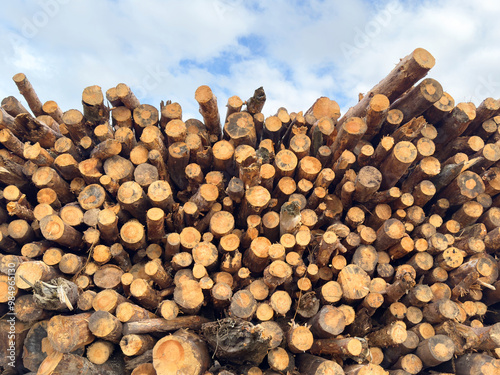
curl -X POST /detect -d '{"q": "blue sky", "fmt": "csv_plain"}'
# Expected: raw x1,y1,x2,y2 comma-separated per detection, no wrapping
1,0,499,120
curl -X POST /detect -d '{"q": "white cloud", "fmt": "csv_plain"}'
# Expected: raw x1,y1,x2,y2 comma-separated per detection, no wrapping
0,0,499,126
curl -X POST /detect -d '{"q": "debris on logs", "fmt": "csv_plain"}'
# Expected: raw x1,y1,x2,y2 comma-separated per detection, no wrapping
1,47,500,374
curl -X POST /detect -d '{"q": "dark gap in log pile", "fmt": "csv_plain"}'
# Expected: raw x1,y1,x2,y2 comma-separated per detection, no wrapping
1,47,500,375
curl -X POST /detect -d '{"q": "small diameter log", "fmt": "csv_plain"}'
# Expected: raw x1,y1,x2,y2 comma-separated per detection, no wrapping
40,214,82,250
354,166,382,202
0,128,24,158
93,264,124,290
12,73,44,116
438,171,485,206
6,217,34,245
59,253,85,274
308,305,346,338
131,278,161,310
123,316,209,336
82,85,109,125
364,94,390,141
145,258,172,289
120,334,155,357
229,289,258,320
310,337,363,359
62,109,92,143
160,101,182,127
2,95,29,117
47,312,95,353
92,289,128,314
435,102,477,145
195,85,221,139
366,321,407,347
315,231,340,268
379,141,418,189
118,181,150,221
210,210,235,239
375,218,406,251
297,354,344,375
88,310,123,343
464,96,500,135
86,340,114,365
173,279,204,314
246,86,266,115
153,329,209,375
415,334,455,368
340,48,435,124
338,264,371,302
268,347,294,373
423,91,455,123
77,183,107,211
116,301,157,323
224,111,257,148
115,84,140,111
32,167,74,204
97,209,119,243
146,207,165,243
390,78,443,123
133,104,159,135
287,323,314,353
331,117,367,163
274,149,298,180
21,240,50,258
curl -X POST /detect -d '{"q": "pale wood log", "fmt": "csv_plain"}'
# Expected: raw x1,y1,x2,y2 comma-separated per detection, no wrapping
12,73,44,116
340,48,435,124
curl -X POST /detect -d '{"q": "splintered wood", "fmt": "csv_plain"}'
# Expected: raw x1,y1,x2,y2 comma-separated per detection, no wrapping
1,48,500,375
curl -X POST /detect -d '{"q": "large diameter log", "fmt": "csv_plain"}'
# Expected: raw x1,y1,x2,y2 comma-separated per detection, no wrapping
153,329,210,375
47,312,95,353
453,353,500,375
339,48,435,124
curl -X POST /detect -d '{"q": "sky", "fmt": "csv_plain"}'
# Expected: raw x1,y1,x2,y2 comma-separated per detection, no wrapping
0,0,499,122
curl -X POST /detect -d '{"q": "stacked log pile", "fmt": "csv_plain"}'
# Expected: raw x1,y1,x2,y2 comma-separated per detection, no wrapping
0,48,499,375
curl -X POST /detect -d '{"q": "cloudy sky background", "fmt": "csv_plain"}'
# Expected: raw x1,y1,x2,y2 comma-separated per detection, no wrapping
1,0,499,121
